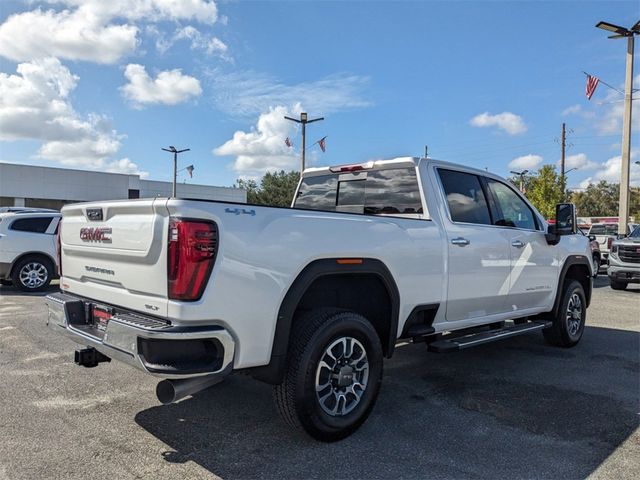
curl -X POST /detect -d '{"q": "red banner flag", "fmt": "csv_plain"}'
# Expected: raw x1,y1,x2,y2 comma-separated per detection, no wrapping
318,136,326,152
586,75,599,100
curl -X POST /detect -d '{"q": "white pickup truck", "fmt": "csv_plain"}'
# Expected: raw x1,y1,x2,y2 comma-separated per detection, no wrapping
47,157,593,441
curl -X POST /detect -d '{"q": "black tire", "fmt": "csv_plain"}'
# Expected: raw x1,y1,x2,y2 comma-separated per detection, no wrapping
11,255,53,292
610,279,628,291
274,309,383,442
543,280,586,348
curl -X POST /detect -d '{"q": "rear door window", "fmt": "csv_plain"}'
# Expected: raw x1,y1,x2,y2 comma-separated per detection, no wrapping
10,216,55,234
438,169,492,225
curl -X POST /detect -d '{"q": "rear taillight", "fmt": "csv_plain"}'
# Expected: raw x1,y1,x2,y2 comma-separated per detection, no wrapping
607,237,613,250
167,218,218,301
56,219,62,276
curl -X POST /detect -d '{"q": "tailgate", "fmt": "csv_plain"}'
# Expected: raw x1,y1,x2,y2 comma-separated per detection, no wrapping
59,198,170,316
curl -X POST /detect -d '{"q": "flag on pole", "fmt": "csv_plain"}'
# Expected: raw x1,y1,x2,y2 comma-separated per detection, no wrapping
318,136,327,153
585,75,599,100
285,137,293,148
186,165,194,178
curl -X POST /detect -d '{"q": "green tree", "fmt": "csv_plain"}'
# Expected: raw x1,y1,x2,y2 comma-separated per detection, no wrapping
524,165,563,219
570,182,640,221
570,181,620,217
235,170,300,207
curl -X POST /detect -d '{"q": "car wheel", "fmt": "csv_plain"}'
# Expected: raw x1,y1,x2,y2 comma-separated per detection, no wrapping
274,309,383,442
610,279,628,291
592,254,600,277
543,280,586,348
11,256,53,292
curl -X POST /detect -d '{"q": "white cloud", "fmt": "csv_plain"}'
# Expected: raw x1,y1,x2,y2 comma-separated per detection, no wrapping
209,71,371,118
508,154,542,170
0,57,145,176
562,104,582,116
155,26,228,57
0,1,220,64
579,152,640,188
213,104,301,176
0,8,138,64
121,64,202,107
596,74,640,135
561,153,599,171
470,111,527,135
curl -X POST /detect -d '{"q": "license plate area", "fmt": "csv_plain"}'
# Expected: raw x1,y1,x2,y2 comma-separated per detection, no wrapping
92,304,114,332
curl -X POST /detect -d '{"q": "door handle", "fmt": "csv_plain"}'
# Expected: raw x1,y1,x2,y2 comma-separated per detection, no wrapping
451,237,470,246
511,240,525,248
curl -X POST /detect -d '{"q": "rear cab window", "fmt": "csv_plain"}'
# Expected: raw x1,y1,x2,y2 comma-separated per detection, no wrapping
294,167,425,219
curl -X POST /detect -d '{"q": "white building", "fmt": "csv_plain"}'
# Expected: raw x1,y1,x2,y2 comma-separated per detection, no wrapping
0,163,246,209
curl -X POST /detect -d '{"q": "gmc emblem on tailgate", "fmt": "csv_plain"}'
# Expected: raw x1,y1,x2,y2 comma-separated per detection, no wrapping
80,227,112,243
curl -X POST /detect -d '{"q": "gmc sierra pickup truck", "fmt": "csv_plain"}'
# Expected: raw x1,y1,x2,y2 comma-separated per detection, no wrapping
46,157,593,441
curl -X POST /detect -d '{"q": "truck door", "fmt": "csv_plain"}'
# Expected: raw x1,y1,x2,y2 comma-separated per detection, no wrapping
437,169,512,321
482,178,557,310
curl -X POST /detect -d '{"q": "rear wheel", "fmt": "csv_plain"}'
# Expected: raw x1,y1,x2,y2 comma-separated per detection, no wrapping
11,256,53,292
543,280,586,348
610,279,628,291
274,310,383,442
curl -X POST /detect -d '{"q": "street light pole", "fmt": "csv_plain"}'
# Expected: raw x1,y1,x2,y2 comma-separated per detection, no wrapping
162,146,190,198
284,112,324,174
596,20,639,235
510,169,529,193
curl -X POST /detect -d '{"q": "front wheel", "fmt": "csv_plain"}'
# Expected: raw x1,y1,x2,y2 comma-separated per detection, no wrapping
274,310,383,442
543,280,586,348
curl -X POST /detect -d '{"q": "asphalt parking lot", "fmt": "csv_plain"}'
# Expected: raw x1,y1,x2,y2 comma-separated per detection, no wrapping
0,276,638,480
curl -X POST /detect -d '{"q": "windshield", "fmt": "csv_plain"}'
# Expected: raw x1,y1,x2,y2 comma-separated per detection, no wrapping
630,226,640,238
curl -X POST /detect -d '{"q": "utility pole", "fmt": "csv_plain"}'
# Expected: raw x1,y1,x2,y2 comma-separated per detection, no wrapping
560,122,566,201
595,20,639,235
284,112,324,174
162,146,190,197
619,32,634,235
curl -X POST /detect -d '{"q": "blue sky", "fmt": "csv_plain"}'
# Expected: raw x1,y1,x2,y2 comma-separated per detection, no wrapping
0,0,638,189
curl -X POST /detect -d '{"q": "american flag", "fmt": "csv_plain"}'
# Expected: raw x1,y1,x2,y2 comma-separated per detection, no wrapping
285,137,293,148
585,75,599,100
318,136,327,153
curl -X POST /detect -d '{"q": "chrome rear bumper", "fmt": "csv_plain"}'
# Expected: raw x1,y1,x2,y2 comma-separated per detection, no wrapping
46,291,235,380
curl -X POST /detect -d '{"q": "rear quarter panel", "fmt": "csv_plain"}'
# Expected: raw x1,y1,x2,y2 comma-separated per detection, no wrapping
166,200,444,369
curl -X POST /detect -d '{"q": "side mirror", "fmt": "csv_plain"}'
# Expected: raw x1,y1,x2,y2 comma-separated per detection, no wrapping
555,203,577,236
588,234,596,242
546,203,577,245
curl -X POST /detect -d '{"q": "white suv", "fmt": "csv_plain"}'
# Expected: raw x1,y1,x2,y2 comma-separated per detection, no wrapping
0,210,61,291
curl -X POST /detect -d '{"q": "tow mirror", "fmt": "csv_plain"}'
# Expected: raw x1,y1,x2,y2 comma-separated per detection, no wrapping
546,203,577,245
555,203,577,235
